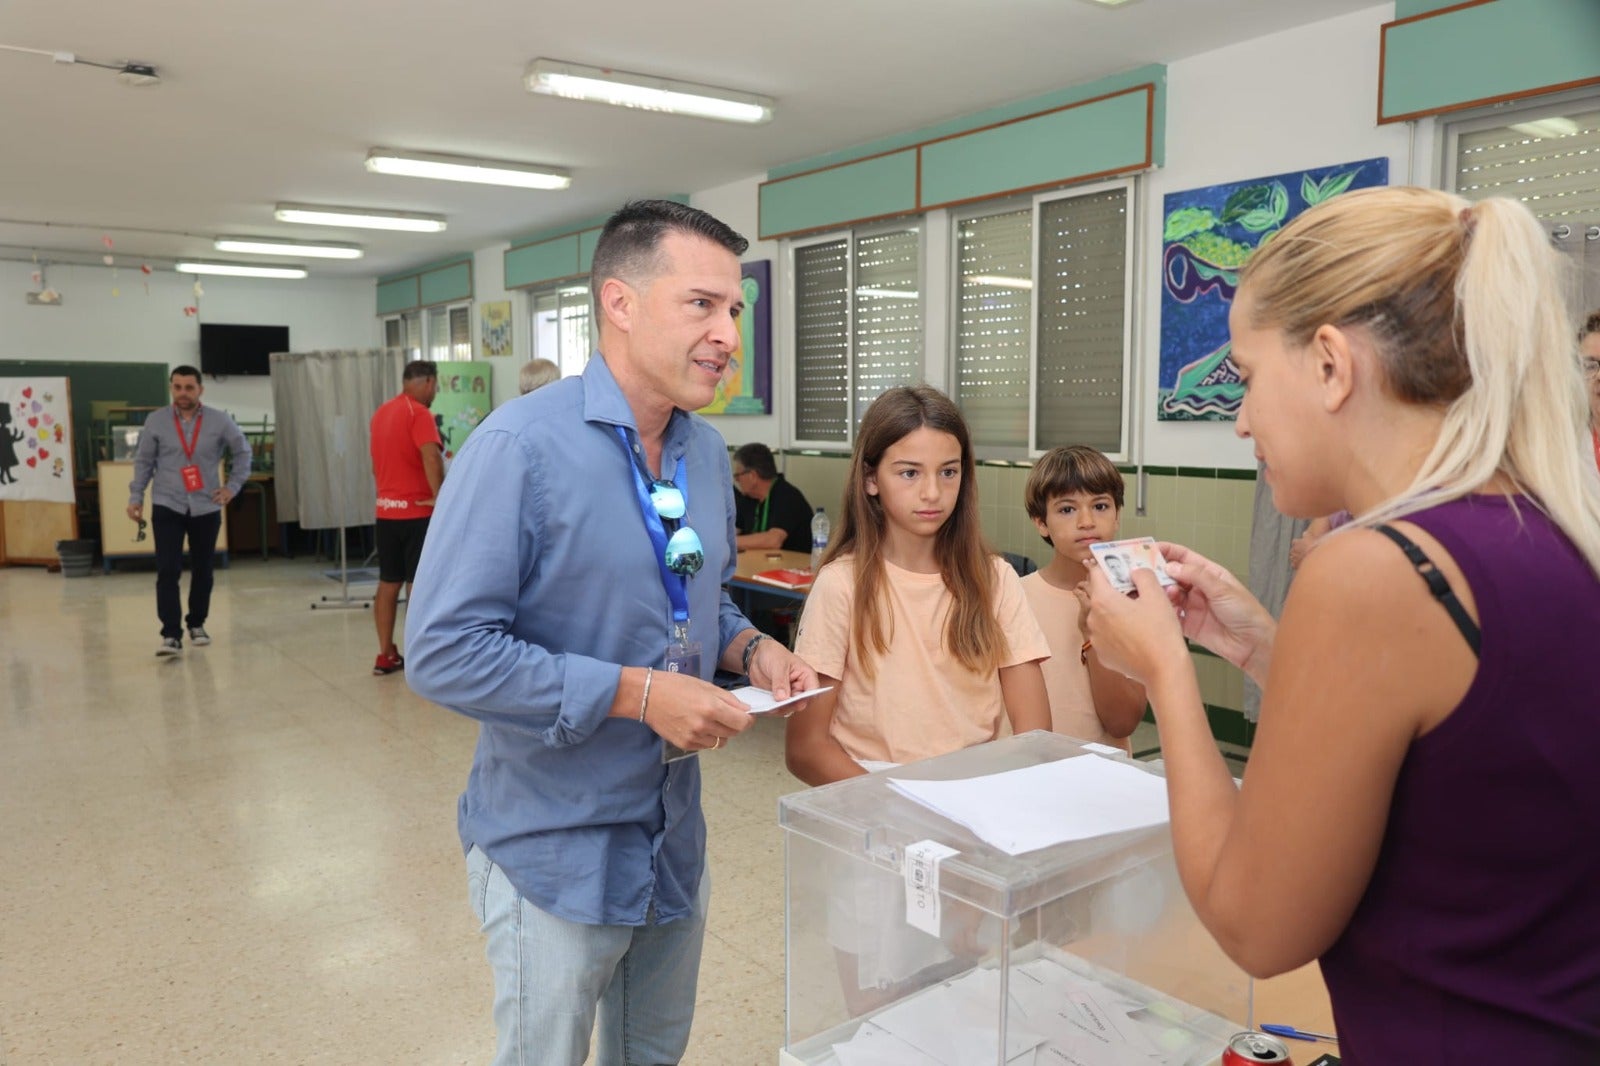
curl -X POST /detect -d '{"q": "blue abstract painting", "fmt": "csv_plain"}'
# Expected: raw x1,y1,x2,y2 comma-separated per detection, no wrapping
1158,157,1389,421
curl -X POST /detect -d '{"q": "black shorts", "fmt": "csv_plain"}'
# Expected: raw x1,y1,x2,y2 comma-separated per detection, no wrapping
375,516,431,584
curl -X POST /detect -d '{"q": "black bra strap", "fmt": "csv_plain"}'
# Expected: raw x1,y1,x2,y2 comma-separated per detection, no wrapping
1372,524,1481,658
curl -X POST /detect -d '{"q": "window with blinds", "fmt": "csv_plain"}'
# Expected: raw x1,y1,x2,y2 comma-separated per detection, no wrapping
427,306,449,361
793,239,850,442
954,207,1033,451
383,317,402,349
1453,104,1600,220
1448,93,1600,320
449,305,471,360
1035,187,1130,453
532,286,592,378
852,227,924,426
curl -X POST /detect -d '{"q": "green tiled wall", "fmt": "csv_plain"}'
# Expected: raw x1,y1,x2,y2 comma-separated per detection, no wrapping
773,452,1260,741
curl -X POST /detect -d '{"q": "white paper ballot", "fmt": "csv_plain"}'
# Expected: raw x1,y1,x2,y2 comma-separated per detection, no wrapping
888,755,1171,856
729,684,833,715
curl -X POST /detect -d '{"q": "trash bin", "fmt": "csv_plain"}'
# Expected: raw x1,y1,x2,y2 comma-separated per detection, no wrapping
55,539,96,578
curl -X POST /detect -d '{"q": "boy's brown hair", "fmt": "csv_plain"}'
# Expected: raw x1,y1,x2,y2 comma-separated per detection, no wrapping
1024,446,1124,545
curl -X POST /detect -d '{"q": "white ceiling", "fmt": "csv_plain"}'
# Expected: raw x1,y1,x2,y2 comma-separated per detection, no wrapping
0,0,1382,280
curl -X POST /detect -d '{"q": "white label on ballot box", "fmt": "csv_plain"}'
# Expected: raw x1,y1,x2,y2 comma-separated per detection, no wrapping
903,839,959,936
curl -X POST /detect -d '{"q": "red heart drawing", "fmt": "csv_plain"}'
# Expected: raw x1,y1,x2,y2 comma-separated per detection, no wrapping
27,417,38,428
39,448,49,460
21,387,32,398
26,456,37,468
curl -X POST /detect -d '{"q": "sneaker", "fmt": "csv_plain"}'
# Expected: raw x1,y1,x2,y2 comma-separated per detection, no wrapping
373,652,404,676
188,626,211,646
156,637,182,657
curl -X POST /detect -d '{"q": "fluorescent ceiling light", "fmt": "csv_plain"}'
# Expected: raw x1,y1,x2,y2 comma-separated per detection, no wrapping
214,237,363,260
365,148,571,190
966,275,1034,290
1508,117,1579,139
274,203,447,232
855,287,920,300
524,58,773,125
176,261,308,279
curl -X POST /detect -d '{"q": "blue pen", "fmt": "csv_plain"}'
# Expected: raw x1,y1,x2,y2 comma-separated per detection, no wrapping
1261,1023,1337,1043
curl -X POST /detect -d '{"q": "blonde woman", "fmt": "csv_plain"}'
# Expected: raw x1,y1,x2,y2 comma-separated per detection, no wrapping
1083,188,1600,1061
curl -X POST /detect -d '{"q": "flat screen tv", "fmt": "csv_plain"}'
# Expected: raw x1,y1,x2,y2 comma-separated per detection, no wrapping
199,323,289,377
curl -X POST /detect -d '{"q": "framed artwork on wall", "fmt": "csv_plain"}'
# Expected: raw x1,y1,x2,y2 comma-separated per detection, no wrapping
699,259,771,415
1158,157,1389,421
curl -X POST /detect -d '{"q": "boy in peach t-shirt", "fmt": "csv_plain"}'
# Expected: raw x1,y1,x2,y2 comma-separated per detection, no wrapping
1019,447,1147,752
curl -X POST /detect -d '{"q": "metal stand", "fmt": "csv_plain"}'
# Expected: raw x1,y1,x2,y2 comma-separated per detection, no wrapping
310,525,372,610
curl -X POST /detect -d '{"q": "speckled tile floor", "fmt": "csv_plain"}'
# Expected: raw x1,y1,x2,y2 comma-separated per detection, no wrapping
0,558,817,1065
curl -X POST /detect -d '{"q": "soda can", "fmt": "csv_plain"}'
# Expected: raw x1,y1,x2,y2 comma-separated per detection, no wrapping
1221,1031,1295,1065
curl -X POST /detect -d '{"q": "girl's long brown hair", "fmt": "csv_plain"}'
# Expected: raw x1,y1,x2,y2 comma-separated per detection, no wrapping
825,385,1008,678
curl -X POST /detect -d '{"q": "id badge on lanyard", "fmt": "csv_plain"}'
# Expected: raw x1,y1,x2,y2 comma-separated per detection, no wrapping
175,410,205,493
659,634,702,764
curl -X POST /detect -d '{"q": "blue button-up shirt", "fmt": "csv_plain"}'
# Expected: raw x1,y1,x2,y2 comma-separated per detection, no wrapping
405,354,752,926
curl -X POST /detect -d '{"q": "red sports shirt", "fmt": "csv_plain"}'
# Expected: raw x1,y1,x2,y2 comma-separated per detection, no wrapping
370,393,442,519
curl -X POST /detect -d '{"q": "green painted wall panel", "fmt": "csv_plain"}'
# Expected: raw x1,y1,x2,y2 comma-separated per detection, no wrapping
578,229,601,274
759,150,919,239
504,235,581,289
1382,0,1600,121
376,277,419,315
419,261,473,306
920,89,1151,208
769,64,1166,179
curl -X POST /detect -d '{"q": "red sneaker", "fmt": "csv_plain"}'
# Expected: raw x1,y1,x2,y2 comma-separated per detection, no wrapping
373,652,405,676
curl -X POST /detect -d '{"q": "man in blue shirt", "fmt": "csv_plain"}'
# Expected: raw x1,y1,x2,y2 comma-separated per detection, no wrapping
406,200,818,1066
127,365,252,656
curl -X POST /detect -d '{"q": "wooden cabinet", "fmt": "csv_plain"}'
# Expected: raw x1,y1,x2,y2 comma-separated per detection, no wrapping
98,460,228,571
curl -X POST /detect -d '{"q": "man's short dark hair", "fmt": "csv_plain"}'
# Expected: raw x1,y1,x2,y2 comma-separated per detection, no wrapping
171,365,202,384
733,442,779,480
590,200,749,306
403,360,438,382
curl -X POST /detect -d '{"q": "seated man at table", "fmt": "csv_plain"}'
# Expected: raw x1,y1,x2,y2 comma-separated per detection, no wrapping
733,443,813,553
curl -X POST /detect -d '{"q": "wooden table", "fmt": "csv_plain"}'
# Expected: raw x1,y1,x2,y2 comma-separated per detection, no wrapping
728,548,814,602
1250,959,1339,1056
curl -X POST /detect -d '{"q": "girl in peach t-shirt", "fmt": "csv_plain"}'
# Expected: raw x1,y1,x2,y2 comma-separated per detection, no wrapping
787,385,1051,1010
787,385,1051,783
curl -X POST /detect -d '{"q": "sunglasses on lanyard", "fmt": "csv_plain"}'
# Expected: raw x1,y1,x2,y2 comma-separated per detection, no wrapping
648,480,704,578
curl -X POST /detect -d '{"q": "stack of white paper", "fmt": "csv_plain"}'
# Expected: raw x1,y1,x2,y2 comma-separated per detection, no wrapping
888,755,1171,856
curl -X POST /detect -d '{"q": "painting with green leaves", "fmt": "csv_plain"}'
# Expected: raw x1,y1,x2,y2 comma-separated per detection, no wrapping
1158,157,1388,420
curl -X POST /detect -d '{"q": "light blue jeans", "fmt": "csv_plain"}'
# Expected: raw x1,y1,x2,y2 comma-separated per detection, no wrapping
466,845,709,1066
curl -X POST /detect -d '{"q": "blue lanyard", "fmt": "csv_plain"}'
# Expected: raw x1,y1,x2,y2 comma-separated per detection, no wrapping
615,426,690,631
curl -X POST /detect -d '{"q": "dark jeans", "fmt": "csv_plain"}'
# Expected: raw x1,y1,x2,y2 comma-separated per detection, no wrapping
151,504,223,640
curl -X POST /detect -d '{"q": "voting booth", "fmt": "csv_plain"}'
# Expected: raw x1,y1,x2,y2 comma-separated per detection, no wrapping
778,731,1251,1065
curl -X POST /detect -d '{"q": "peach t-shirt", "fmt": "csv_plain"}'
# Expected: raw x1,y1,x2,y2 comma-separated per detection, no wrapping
794,554,1050,765
1020,571,1131,752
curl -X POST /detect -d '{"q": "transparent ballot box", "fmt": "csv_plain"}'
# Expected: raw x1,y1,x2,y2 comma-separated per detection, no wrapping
778,732,1250,1066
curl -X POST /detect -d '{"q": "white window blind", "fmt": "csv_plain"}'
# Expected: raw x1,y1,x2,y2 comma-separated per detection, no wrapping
794,239,850,442
1035,188,1129,453
427,306,449,360
853,227,924,423
449,305,471,360
404,312,421,359
954,208,1032,450
1450,95,1600,320
1454,105,1600,220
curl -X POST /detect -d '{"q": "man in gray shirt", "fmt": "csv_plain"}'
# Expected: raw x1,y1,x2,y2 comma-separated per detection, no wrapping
127,365,252,656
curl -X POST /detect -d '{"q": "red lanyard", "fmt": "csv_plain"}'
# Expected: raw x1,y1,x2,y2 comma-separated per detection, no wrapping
174,409,203,461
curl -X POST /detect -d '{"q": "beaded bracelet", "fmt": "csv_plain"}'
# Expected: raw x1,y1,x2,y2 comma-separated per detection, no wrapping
741,633,768,676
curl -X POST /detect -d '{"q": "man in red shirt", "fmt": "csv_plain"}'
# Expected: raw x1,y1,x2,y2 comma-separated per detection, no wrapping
369,360,443,674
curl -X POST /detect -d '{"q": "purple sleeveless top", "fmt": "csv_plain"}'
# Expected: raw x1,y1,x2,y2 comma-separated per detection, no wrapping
1318,495,1600,1062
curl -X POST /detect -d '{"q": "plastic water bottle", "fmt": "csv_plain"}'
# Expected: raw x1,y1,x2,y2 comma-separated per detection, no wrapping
809,507,830,574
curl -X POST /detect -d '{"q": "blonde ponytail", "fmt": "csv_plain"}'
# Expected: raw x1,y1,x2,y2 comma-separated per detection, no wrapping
1240,186,1600,576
